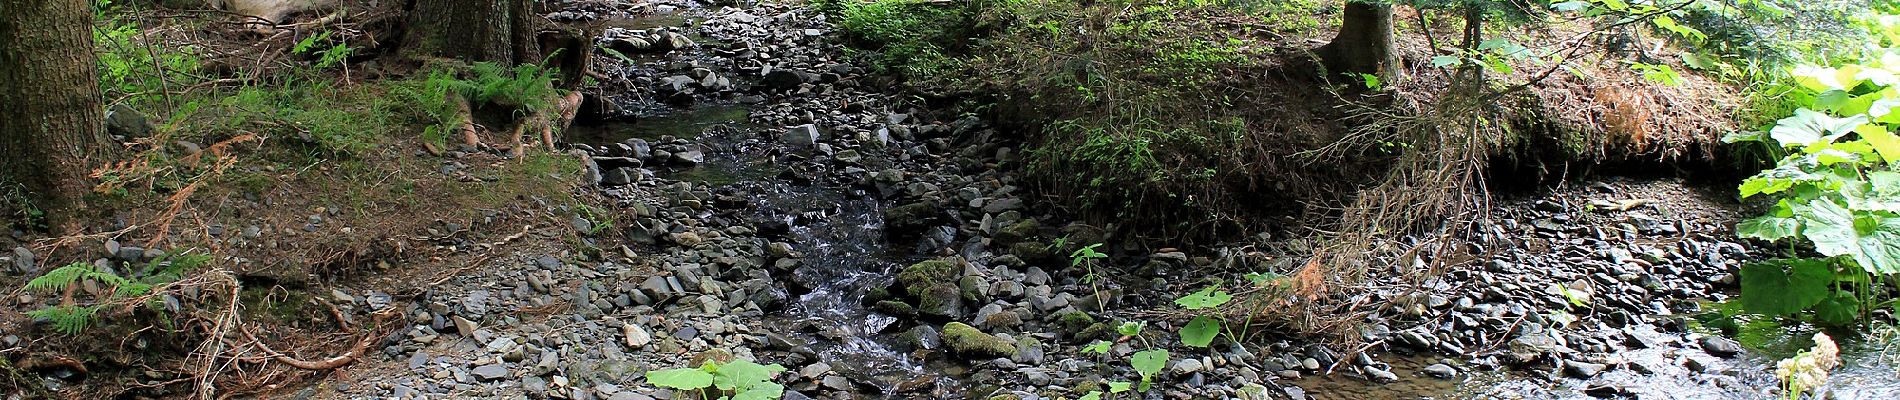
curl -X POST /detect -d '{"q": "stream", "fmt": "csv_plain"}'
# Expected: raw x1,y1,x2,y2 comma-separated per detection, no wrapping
563,2,1900,399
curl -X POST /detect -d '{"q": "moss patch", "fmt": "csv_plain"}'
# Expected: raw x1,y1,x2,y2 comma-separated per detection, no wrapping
942,322,1018,359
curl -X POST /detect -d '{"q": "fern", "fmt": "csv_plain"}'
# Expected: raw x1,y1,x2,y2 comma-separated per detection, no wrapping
24,263,96,293
28,305,99,335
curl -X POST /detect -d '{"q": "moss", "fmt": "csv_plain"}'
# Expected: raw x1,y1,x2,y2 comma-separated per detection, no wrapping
874,300,917,317
1055,311,1095,337
884,202,941,233
1009,242,1056,265
942,322,1018,359
994,218,1039,245
917,284,964,318
1075,322,1117,343
898,258,961,297
959,275,989,303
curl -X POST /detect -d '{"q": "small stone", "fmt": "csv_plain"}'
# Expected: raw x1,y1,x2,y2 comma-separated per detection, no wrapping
624,323,653,348
1423,363,1457,379
1565,360,1607,378
471,364,509,381
1699,336,1743,357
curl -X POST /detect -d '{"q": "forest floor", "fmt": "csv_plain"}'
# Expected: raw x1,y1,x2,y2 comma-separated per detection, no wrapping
3,1,1898,400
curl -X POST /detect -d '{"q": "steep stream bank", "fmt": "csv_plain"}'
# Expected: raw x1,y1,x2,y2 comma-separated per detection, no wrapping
315,1,1900,400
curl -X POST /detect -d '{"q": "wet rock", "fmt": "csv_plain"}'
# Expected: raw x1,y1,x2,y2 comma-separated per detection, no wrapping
941,322,1017,359
904,325,941,350
1424,363,1457,379
1699,336,1743,357
105,104,155,138
783,124,820,147
1564,360,1607,378
883,202,941,234
763,69,809,90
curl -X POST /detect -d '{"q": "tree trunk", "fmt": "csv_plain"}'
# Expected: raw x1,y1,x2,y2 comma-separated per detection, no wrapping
405,0,538,64
0,0,111,234
1319,1,1399,82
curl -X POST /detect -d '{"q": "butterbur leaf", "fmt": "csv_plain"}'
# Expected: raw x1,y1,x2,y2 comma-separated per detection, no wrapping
1738,259,1833,316
1174,286,1233,310
1430,55,1459,68
1858,124,1900,163
1736,216,1802,241
1796,199,1900,274
1721,131,1766,143
1117,321,1144,337
1770,109,1865,148
1081,340,1111,354
1107,381,1133,393
1813,291,1861,326
1077,391,1102,400
1179,316,1220,347
1130,349,1169,389
646,368,714,390
713,360,783,391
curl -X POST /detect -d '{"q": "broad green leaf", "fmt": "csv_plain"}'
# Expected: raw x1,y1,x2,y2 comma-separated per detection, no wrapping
713,360,784,391
1813,291,1861,326
1860,124,1900,163
1081,340,1111,354
1430,55,1459,68
1174,286,1233,310
1078,391,1103,400
1179,316,1220,347
1721,131,1766,143
1737,216,1802,241
646,368,714,390
1792,65,1847,92
1117,321,1145,337
1130,349,1169,381
1833,90,1885,116
733,382,786,400
1107,381,1133,393
1770,109,1865,148
1738,259,1833,316
1796,199,1900,274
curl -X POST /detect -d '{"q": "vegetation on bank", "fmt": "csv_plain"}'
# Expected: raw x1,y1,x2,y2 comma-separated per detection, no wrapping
1,0,603,396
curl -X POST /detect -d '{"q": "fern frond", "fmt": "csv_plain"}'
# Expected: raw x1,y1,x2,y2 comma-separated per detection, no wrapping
27,305,98,335
25,263,95,293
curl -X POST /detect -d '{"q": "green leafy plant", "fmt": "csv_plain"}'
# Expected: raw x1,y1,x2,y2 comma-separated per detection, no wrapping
1726,25,1900,326
1172,285,1233,348
644,358,787,400
22,254,207,334
1072,243,1109,309
1129,349,1168,391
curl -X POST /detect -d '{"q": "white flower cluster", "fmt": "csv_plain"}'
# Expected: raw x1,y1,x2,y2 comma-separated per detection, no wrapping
1775,332,1841,398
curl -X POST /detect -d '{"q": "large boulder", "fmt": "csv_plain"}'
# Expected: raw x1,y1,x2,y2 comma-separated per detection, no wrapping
942,322,1017,359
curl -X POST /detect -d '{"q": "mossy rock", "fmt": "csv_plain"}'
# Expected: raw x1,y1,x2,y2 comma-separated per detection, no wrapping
917,283,965,318
874,300,917,317
943,322,1018,359
986,395,1023,400
899,258,962,297
1055,311,1095,337
1009,242,1056,265
959,275,990,303
884,202,942,234
994,218,1040,245
1074,321,1117,343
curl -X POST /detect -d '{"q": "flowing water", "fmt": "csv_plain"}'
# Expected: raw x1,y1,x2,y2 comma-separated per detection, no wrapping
576,106,952,396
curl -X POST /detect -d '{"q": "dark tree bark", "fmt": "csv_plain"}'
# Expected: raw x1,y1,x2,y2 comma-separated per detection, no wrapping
1319,1,1399,82
405,0,539,64
0,0,112,233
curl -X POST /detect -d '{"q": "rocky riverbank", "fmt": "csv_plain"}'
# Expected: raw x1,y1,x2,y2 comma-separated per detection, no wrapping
310,1,1895,400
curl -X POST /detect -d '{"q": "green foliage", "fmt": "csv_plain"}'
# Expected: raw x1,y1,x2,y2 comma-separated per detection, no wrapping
644,359,787,400
820,0,969,80
94,0,204,110
1081,340,1111,354
1727,17,1900,326
1178,316,1220,347
1172,286,1232,309
1129,349,1168,391
22,256,204,334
